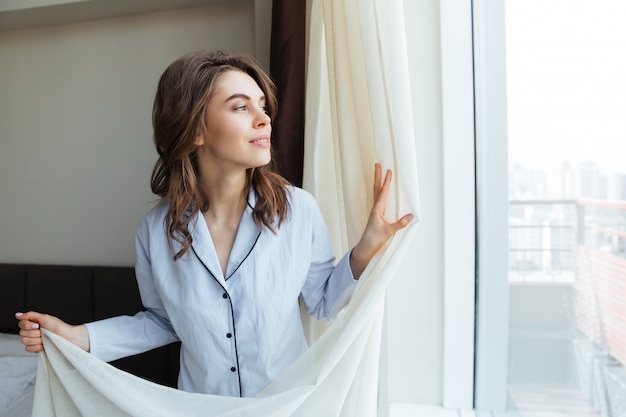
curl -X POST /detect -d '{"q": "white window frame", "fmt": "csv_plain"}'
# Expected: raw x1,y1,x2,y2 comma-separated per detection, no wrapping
439,0,477,410
440,0,510,412
472,0,510,412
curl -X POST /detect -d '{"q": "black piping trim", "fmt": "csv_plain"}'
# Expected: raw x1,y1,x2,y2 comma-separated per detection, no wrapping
186,198,258,396
225,230,262,281
191,246,243,397
226,292,242,397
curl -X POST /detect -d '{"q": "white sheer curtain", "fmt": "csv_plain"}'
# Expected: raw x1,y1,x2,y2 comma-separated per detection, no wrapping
301,0,420,341
32,0,420,415
304,0,419,254
299,0,421,411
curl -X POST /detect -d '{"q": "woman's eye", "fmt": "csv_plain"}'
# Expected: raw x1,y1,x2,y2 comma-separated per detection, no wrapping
235,105,247,111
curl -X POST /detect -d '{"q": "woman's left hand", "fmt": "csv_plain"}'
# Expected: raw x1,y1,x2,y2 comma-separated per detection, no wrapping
350,163,414,279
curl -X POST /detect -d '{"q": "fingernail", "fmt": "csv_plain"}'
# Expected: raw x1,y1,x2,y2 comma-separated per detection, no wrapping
15,312,23,317
31,324,39,329
408,214,415,222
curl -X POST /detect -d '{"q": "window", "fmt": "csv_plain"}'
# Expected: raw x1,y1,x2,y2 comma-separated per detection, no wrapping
505,1,626,415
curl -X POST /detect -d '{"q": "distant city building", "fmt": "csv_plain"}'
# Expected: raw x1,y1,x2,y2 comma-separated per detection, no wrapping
511,161,625,201
607,173,626,201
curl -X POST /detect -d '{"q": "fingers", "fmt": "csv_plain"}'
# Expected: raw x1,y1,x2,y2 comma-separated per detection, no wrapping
16,316,41,331
370,162,414,231
394,213,415,230
16,311,46,325
379,213,414,237
16,311,46,353
380,169,393,201
22,336,44,353
373,162,382,194
372,163,393,203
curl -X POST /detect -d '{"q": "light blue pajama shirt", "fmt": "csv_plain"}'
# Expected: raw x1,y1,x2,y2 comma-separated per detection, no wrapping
85,186,358,397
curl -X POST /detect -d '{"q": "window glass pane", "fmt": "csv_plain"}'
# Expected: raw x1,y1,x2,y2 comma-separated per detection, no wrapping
506,1,626,415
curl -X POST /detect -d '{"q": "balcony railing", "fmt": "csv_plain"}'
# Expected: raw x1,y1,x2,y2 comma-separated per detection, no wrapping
510,198,626,414
509,199,577,284
509,199,626,283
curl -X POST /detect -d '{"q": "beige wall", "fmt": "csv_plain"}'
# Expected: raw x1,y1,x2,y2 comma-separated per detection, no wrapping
0,0,256,266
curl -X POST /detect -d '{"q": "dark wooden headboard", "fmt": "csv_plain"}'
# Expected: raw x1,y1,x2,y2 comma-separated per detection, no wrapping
0,263,180,388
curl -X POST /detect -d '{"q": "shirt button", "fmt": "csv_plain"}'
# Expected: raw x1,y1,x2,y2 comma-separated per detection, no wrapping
230,367,236,372
222,293,228,299
226,333,232,338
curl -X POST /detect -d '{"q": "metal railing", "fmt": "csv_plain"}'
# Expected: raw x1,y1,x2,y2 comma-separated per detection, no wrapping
509,199,626,283
509,199,577,284
510,198,626,372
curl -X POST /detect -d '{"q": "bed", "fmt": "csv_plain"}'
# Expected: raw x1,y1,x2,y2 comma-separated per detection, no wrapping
0,264,180,417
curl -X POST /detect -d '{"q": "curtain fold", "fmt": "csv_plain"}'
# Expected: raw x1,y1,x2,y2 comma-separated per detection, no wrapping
31,0,420,415
299,0,421,413
303,0,420,255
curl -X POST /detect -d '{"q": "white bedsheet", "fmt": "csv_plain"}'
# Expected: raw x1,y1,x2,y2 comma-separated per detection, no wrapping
0,333,37,417
0,384,34,417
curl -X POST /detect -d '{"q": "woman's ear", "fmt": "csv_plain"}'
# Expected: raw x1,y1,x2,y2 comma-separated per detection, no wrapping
194,134,204,146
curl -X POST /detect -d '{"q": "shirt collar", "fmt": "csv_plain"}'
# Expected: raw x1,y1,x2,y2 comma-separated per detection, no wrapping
190,187,261,281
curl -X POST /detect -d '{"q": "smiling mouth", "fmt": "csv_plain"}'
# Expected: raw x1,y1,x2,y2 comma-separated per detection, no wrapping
250,137,270,145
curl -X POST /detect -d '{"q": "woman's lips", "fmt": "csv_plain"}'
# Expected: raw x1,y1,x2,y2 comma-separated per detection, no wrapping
250,135,271,148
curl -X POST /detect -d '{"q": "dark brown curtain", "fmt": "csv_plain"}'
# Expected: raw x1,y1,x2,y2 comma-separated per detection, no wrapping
269,0,306,187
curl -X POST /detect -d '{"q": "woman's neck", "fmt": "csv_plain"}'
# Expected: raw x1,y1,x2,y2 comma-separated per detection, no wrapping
199,172,249,276
200,170,249,224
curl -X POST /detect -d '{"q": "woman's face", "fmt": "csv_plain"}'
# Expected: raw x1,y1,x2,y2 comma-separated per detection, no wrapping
196,69,272,175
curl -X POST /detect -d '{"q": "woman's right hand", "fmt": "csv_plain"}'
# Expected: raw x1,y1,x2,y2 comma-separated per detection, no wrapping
15,311,90,353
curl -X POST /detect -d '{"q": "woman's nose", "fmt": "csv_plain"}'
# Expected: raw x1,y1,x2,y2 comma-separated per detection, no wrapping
255,108,271,126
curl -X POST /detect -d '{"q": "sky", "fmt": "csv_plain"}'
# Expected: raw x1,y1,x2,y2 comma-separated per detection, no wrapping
506,0,626,175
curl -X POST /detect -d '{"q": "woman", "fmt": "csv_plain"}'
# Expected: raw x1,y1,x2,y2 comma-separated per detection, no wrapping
16,50,413,398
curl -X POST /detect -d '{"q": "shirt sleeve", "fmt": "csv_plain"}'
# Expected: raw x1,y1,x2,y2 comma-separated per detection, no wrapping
298,191,358,321
85,218,179,363
85,310,178,362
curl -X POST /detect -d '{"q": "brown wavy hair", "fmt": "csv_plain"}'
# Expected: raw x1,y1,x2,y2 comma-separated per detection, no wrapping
150,50,291,260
